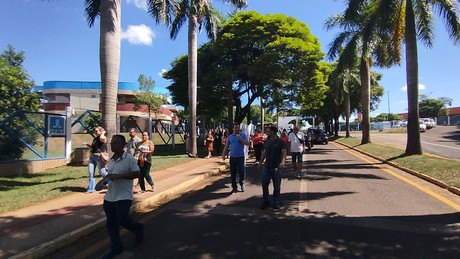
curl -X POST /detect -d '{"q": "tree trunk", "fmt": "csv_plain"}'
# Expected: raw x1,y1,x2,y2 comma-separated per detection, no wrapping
404,2,422,155
344,89,350,138
100,0,121,146
227,80,233,126
188,15,198,157
334,115,339,137
360,57,371,144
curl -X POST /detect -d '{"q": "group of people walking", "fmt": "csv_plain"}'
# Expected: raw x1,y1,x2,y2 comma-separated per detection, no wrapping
86,123,307,258
86,127,155,194
219,123,307,210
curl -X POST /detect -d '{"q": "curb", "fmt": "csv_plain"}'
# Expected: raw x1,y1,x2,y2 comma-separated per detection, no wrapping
12,164,228,259
334,141,460,197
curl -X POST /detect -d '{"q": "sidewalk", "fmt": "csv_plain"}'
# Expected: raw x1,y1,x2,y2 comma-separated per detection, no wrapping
0,157,228,259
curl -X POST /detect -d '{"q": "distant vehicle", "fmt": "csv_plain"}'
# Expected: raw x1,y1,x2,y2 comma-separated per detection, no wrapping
401,120,408,127
430,118,436,128
421,118,434,129
419,120,427,132
312,128,328,144
392,121,402,128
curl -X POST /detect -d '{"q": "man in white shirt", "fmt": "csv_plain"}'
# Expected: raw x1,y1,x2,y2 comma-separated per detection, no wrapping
288,126,304,178
97,135,143,258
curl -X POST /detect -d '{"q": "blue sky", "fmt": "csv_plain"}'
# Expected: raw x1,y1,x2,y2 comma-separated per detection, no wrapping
1,0,459,117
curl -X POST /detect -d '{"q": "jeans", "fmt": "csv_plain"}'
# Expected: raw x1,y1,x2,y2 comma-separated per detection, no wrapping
103,199,142,249
138,161,154,191
87,154,108,192
229,156,246,189
254,143,263,162
261,165,282,204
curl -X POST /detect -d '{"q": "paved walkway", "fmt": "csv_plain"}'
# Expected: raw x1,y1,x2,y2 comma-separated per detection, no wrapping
0,157,228,258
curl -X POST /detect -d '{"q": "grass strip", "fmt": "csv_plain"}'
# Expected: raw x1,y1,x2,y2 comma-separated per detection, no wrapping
0,145,193,214
336,137,460,189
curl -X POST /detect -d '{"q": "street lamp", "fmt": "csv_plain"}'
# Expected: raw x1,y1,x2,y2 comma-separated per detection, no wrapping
387,91,391,121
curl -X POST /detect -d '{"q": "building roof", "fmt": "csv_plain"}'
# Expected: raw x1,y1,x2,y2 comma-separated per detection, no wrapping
396,106,460,119
38,81,139,91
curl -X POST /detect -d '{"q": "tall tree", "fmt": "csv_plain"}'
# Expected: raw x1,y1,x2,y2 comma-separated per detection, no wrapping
152,0,247,157
369,0,460,155
84,0,175,140
215,11,327,124
326,0,396,144
85,0,121,139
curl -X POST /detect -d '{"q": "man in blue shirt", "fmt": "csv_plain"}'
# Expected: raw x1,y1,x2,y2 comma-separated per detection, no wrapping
222,123,249,193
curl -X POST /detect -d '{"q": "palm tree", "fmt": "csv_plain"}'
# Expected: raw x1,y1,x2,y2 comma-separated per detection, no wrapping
369,0,460,155
84,0,175,142
148,0,247,157
85,0,121,140
326,1,395,144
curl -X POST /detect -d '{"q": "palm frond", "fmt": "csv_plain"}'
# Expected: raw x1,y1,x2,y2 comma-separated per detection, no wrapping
221,0,248,10
170,12,188,40
327,31,351,60
415,0,434,47
324,14,345,30
84,0,101,27
432,0,460,44
147,0,179,26
203,9,222,40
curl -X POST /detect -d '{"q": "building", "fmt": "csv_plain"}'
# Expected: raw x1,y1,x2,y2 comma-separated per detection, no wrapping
397,107,460,125
36,80,179,132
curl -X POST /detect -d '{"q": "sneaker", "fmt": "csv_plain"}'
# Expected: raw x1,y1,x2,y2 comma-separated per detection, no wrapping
260,201,270,210
273,203,280,210
254,161,259,165
296,173,301,179
241,185,245,192
230,188,238,194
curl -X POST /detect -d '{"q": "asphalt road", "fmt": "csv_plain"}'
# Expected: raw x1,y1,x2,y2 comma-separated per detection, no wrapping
349,125,460,160
50,142,460,258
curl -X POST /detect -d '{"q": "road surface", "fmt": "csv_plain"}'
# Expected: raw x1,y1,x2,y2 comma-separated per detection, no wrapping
50,143,460,258
349,125,460,160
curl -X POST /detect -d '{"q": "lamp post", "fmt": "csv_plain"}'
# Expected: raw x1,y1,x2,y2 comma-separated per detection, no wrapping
387,91,391,121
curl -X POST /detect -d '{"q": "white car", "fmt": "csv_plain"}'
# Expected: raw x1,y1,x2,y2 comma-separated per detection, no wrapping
430,118,436,128
421,118,434,129
419,120,427,132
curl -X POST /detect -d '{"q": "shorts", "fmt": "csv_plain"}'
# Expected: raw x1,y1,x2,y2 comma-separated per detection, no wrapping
291,152,302,164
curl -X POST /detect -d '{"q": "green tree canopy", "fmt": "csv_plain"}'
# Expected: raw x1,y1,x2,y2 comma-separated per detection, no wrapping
0,45,40,120
419,94,452,118
133,74,168,118
0,45,40,160
214,11,328,123
163,43,228,123
373,113,402,122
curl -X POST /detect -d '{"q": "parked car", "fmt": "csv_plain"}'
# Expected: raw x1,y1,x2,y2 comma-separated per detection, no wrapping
419,120,427,132
312,128,328,144
430,118,436,128
421,118,435,129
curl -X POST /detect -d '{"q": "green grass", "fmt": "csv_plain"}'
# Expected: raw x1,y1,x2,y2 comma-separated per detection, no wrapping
0,144,193,214
336,137,460,189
